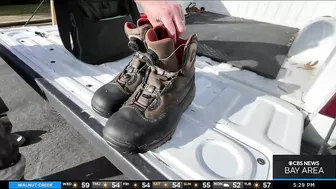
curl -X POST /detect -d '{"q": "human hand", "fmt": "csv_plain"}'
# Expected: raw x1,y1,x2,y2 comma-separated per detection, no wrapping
136,1,186,42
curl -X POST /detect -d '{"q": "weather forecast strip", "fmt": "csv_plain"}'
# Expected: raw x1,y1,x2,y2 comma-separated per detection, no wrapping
2,181,336,189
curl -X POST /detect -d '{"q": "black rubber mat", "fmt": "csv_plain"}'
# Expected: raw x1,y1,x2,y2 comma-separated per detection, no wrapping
183,12,299,79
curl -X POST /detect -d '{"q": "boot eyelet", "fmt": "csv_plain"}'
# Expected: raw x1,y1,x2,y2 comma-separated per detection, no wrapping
148,98,160,111
163,82,174,94
127,75,137,85
133,90,142,103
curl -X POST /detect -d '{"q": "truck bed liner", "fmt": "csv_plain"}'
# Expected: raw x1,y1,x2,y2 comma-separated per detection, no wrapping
0,25,304,180
184,12,299,79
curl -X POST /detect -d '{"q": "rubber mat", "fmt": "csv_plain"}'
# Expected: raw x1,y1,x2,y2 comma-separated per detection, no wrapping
183,12,299,79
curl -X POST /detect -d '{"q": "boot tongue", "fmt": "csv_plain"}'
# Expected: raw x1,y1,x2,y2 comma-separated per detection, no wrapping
145,26,180,72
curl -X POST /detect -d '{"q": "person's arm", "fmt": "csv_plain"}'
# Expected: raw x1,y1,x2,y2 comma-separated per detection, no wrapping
135,0,186,42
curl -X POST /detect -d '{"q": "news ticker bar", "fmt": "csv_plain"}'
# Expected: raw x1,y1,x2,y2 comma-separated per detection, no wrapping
6,180,336,189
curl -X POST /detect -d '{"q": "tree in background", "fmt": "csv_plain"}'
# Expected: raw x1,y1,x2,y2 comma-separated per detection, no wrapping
0,0,12,6
13,0,42,5
1,0,42,6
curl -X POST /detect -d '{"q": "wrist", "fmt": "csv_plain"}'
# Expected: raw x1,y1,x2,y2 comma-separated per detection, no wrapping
134,0,146,7
135,0,160,9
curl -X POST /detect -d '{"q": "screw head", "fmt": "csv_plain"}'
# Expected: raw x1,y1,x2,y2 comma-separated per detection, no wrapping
257,158,265,165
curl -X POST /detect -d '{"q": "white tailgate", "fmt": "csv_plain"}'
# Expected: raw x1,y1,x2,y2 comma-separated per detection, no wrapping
0,26,304,180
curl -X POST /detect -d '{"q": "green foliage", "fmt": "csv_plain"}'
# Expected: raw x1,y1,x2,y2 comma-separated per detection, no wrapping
0,3,50,16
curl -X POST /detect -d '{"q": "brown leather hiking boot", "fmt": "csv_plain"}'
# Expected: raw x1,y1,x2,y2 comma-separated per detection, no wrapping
91,18,152,118
103,25,198,153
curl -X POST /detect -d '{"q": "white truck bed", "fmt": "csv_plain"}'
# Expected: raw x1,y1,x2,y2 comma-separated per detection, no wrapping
0,25,304,180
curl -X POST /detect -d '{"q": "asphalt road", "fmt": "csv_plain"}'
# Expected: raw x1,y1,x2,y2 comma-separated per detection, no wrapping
0,57,127,180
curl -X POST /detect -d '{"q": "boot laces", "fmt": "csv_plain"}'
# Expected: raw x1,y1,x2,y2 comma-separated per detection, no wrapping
132,66,179,110
117,52,146,86
131,43,186,110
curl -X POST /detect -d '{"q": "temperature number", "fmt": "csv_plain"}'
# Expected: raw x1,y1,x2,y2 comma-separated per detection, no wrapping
263,182,271,188
233,182,241,188
112,182,121,188
172,182,181,188
202,182,211,188
81,182,90,188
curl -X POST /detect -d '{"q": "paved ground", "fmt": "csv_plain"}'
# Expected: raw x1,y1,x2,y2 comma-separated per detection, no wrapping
0,57,127,180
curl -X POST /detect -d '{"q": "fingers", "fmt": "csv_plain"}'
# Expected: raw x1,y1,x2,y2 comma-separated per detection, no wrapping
175,4,186,33
173,15,186,38
147,17,162,27
141,2,186,42
161,16,177,42
172,4,186,39
163,4,185,42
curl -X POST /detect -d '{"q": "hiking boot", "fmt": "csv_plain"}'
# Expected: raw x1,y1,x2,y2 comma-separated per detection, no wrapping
0,154,26,180
0,109,26,180
0,153,25,180
103,25,198,152
91,18,152,118
11,134,26,147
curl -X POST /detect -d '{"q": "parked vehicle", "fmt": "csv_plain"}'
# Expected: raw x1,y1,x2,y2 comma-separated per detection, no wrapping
0,1,335,180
